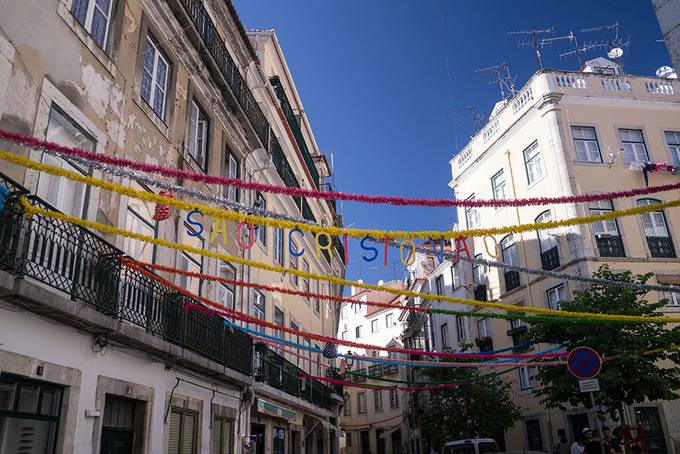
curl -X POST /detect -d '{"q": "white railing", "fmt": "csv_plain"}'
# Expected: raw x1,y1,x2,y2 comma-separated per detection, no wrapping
556,74,587,89
645,80,677,95
511,87,534,114
482,119,499,144
601,77,632,92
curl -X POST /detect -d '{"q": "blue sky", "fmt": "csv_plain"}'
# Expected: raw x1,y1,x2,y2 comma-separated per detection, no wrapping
233,0,672,285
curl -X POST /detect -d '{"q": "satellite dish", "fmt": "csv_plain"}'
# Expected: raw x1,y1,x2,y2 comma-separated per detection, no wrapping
656,66,676,79
607,48,624,59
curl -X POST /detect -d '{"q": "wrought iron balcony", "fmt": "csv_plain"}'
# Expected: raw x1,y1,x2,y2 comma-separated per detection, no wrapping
507,325,528,349
474,284,487,301
475,336,493,353
504,270,520,292
647,236,677,258
0,173,253,376
383,364,399,376
367,364,383,376
270,76,320,189
353,368,367,382
540,246,560,271
177,0,269,149
254,344,332,410
595,235,626,257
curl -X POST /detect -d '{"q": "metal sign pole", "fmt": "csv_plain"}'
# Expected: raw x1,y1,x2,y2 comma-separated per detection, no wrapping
590,391,606,454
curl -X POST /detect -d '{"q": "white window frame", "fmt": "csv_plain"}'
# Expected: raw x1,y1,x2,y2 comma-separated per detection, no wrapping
638,199,671,238
389,389,399,409
226,152,240,202
465,194,479,228
141,34,169,119
662,289,680,307
571,126,602,162
546,284,567,311
619,129,649,164
385,313,393,327
477,318,490,338
374,390,383,412
217,261,236,310
371,319,379,333
274,228,284,266
289,240,299,287
357,392,367,414
344,394,351,416
188,99,209,169
435,275,445,296
355,325,363,339
491,169,507,200
501,234,519,266
456,316,466,342
440,323,449,349
665,131,680,166
70,0,113,49
253,290,266,334
523,141,544,184
589,200,620,237
536,210,558,254
519,366,534,390
341,330,348,340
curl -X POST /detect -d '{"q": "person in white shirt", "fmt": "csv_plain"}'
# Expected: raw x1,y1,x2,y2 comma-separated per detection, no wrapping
571,434,586,454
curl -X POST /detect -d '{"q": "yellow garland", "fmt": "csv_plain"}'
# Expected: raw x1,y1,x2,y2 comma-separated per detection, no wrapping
4,150,680,240
17,196,680,325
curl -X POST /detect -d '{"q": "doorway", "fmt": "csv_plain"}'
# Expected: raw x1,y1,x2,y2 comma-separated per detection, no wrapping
359,430,370,454
568,413,590,441
634,407,668,454
391,430,401,454
251,423,266,454
376,429,385,454
291,430,300,454
100,395,138,454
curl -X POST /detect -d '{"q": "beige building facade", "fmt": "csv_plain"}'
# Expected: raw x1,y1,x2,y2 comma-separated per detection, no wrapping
0,1,344,453
449,61,680,453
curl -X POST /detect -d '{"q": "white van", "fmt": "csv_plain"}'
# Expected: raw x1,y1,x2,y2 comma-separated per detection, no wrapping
442,438,500,454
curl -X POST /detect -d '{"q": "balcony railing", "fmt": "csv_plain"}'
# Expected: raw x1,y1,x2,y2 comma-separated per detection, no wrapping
474,284,487,301
540,246,560,271
504,270,520,292
178,0,269,149
647,236,677,258
596,235,626,258
507,325,528,349
353,368,367,382
254,344,332,410
475,337,493,353
270,77,320,189
0,173,253,376
383,364,399,375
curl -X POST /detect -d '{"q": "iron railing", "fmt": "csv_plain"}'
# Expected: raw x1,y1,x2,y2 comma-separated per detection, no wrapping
0,173,253,377
596,235,626,258
504,270,521,292
254,344,332,410
474,284,487,302
475,336,493,353
270,76,320,189
178,0,269,149
540,246,560,271
647,236,677,258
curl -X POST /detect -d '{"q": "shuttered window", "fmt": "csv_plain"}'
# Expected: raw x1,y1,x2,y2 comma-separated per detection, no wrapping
212,418,234,454
168,409,198,454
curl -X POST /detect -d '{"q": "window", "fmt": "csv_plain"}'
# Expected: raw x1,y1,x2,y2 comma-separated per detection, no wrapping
70,0,113,49
217,261,236,310
341,331,348,340
101,396,140,453
178,222,204,296
346,432,352,447
465,194,479,228
371,319,379,333
385,313,393,327
355,325,363,338
254,193,266,246
571,126,602,162
302,260,310,296
389,389,399,408
357,392,367,414
314,280,321,314
536,210,559,270
440,323,449,349
589,200,625,257
124,195,157,263
289,241,299,286
501,234,520,291
187,99,209,169
619,129,649,164
252,290,265,334
662,289,680,307
315,344,321,376
374,390,383,412
638,199,676,258
456,316,466,342
472,254,485,285
546,284,567,311
451,265,461,289
519,366,534,390
477,318,490,338
225,152,240,202
303,338,311,372
274,228,284,266
290,321,300,367
37,106,94,219
523,141,544,184
213,417,234,454
169,408,198,454
666,131,680,165
274,306,285,346
525,419,544,451
435,275,445,296
273,426,286,454
491,169,507,199
141,34,170,119
344,394,351,416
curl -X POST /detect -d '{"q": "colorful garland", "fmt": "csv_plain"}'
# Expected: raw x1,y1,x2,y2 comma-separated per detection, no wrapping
18,197,680,324
5,127,680,208
6,150,680,241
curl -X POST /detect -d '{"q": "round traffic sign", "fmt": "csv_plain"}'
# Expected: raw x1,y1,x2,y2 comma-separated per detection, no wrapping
567,347,602,379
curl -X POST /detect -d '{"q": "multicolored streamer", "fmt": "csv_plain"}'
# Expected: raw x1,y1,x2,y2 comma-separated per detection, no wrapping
5,149,680,241
5,127,680,208
18,196,680,324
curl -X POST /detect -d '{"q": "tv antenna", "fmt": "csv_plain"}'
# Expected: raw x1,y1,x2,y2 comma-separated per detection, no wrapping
580,22,631,68
558,31,600,67
506,27,554,69
448,106,484,133
474,63,517,100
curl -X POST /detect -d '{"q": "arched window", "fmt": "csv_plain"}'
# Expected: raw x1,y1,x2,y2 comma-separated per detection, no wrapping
536,210,559,270
637,199,676,258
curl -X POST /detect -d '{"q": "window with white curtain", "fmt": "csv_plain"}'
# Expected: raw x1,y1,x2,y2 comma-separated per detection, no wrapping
666,131,680,166
70,0,114,49
619,129,649,164
571,126,602,162
188,99,209,169
523,141,544,184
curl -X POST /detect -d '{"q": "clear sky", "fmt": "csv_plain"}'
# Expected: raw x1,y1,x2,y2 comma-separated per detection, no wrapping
233,0,672,286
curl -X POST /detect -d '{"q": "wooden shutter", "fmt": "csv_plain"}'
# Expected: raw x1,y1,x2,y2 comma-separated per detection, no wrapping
182,413,196,454
168,411,181,454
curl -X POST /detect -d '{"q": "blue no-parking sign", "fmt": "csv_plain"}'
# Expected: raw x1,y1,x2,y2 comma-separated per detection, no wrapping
567,346,602,379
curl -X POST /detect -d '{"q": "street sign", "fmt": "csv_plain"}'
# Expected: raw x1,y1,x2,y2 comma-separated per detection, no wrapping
579,379,600,393
567,347,602,379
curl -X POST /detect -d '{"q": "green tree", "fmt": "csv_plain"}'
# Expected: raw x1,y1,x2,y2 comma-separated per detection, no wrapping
420,366,522,449
528,265,680,419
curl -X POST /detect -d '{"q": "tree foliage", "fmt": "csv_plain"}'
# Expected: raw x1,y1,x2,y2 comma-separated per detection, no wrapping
528,265,680,417
420,365,522,448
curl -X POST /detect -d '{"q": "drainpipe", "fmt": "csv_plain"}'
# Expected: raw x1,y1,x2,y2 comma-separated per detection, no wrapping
505,150,535,309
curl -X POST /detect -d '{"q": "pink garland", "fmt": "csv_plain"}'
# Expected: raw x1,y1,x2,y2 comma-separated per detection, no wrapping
2,128,679,208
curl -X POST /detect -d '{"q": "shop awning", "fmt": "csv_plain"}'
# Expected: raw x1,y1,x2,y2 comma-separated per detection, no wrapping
256,398,298,421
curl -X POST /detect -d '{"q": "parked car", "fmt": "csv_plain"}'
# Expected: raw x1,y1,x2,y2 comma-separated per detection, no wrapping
442,438,500,454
